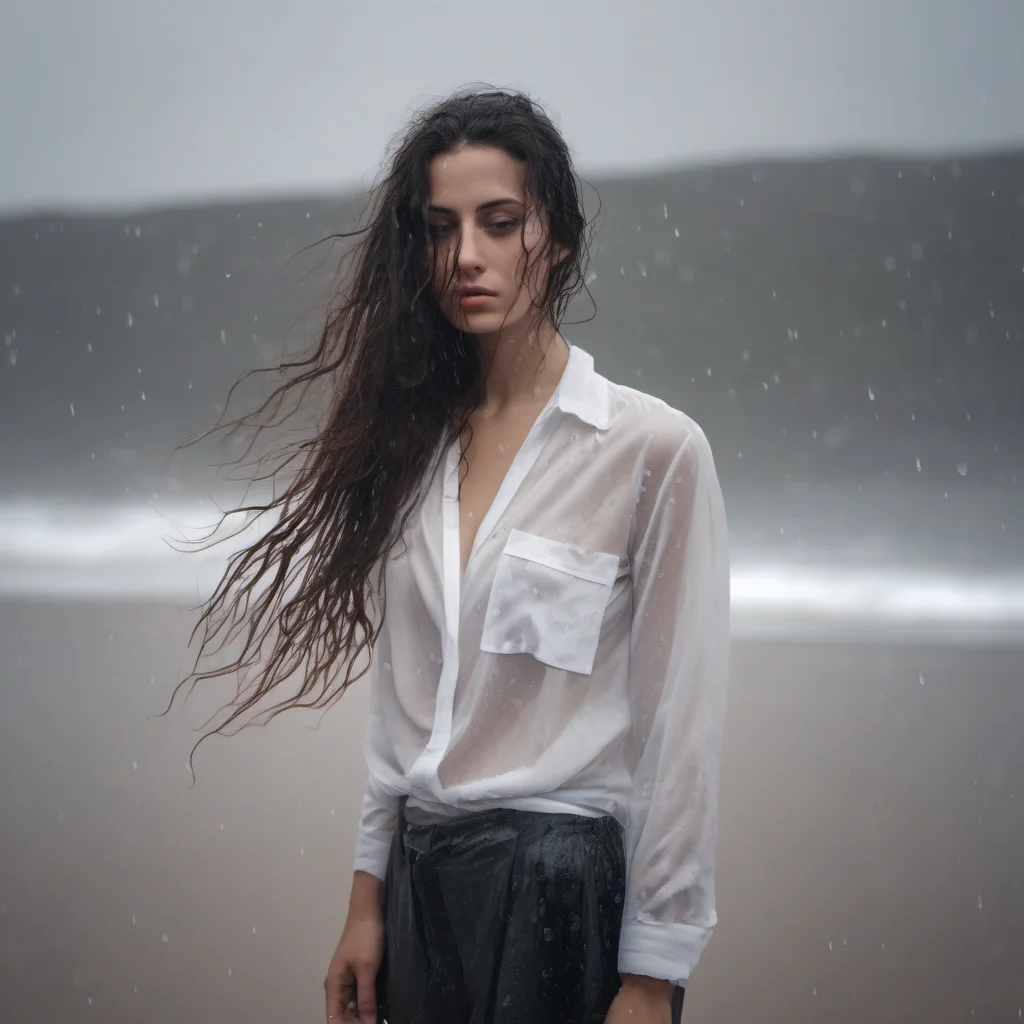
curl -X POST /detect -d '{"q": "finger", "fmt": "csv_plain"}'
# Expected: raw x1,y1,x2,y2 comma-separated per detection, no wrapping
324,967,353,1022
325,993,358,1023
354,966,379,1024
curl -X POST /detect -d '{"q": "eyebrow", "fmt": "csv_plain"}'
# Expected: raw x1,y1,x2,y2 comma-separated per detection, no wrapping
427,197,524,215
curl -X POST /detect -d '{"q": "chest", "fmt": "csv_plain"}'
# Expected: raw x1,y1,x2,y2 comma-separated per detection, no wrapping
455,407,545,578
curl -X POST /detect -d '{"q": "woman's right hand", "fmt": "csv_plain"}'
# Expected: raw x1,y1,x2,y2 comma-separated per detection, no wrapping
324,911,385,1024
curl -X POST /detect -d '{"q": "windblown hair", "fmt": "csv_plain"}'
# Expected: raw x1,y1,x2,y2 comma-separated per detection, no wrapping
159,84,599,778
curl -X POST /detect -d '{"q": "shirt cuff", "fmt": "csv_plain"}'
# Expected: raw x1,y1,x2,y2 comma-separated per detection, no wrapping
352,829,393,882
617,917,714,987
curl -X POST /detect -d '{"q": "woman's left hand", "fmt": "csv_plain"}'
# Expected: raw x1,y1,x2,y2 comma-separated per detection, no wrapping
603,974,674,1023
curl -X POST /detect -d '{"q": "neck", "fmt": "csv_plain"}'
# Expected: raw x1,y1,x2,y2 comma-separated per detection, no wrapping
469,319,570,415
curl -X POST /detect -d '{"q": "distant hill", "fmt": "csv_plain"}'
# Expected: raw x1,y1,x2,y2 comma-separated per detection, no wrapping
1,150,1021,500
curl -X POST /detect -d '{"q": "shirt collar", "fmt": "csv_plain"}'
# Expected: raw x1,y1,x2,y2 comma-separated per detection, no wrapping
553,343,610,430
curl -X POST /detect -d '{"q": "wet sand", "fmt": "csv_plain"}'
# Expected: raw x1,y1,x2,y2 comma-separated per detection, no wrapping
1,597,1022,1023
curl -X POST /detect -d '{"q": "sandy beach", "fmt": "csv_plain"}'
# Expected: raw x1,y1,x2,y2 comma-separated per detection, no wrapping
1,596,1022,1023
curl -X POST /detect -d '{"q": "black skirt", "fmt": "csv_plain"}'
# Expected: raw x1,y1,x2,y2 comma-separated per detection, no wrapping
375,797,685,1024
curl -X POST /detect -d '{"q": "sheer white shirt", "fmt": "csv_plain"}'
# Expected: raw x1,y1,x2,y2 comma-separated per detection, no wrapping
353,342,730,986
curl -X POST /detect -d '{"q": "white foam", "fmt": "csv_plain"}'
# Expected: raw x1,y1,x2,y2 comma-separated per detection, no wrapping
1,499,1022,644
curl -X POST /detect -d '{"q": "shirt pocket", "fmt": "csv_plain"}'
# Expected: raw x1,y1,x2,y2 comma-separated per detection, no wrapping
479,528,621,675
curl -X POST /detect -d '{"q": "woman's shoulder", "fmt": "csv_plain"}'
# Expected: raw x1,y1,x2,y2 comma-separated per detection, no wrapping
603,376,713,467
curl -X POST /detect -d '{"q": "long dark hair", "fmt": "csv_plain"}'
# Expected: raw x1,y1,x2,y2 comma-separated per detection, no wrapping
159,84,599,777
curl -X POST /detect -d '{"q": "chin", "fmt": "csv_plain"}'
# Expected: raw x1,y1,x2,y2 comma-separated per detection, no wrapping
451,310,513,334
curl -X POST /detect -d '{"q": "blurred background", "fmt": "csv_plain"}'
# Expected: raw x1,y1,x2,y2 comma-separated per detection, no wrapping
1,1,1022,1021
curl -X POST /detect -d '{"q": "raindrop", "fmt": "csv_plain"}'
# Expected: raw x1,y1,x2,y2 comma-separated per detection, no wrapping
957,462,968,477
867,386,875,401
161,932,169,942
126,312,134,327
919,672,925,685
70,403,75,416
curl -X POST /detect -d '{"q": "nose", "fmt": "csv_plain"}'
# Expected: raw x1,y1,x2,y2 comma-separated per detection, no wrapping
455,225,485,273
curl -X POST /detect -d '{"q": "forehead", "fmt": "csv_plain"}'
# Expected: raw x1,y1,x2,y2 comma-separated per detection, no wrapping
426,145,526,206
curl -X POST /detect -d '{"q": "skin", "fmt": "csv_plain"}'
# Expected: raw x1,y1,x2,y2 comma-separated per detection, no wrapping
323,144,675,1024
426,141,571,414
427,143,675,1024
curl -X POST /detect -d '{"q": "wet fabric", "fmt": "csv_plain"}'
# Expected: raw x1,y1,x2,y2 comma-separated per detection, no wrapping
374,799,684,1024
356,342,729,986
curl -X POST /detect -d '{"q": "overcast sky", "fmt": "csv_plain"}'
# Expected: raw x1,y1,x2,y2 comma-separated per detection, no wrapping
2,0,1023,216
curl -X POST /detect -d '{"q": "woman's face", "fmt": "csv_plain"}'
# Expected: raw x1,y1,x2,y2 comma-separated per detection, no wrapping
426,144,565,336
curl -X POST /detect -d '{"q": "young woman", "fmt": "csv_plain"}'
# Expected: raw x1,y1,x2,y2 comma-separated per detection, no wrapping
171,86,729,1024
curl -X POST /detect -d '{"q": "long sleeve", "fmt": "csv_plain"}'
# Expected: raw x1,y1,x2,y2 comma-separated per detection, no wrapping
617,423,730,987
352,772,400,881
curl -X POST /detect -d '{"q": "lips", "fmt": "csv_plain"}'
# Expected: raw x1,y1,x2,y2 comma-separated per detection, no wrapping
455,286,497,298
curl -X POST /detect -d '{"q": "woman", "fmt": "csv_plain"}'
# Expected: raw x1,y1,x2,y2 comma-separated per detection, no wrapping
171,86,728,1024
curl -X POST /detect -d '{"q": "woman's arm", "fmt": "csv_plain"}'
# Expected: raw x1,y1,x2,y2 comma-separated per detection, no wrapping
617,422,730,988
352,773,400,883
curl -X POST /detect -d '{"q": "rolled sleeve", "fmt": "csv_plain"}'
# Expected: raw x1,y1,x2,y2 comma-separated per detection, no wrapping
352,773,399,881
618,423,730,987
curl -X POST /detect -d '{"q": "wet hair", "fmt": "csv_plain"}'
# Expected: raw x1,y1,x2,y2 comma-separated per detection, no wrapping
159,84,598,778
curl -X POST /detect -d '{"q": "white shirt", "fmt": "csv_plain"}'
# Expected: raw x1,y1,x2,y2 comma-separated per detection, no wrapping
353,342,730,987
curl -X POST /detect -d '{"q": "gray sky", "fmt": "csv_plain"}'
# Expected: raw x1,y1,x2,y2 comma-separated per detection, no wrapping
2,0,1022,216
